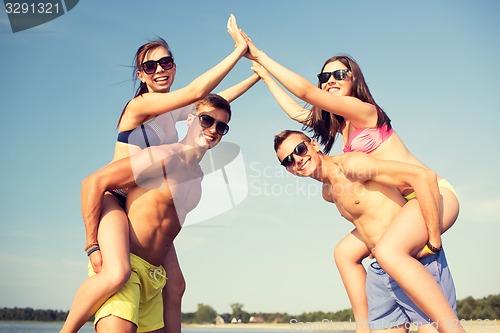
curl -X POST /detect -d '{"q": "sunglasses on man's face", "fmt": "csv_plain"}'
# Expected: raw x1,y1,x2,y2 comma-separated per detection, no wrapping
142,56,174,74
317,69,350,84
197,114,230,136
280,141,309,169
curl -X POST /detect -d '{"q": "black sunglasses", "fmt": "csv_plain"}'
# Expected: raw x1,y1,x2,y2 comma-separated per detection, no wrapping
280,141,309,169
317,69,350,84
142,56,174,74
197,114,230,136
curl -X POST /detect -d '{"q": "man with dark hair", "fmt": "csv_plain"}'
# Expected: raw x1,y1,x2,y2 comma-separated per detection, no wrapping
274,129,461,333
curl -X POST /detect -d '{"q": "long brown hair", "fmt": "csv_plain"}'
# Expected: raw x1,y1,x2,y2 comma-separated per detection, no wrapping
307,55,391,154
117,37,174,128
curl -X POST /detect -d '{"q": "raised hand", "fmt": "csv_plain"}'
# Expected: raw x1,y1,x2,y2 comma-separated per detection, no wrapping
227,14,247,52
251,60,270,80
239,29,262,61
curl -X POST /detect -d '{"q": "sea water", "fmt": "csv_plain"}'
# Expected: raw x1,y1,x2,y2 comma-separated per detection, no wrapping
0,321,93,333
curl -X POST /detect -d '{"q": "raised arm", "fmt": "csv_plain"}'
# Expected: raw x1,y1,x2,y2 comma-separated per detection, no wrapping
217,72,260,103
81,146,172,249
342,153,442,250
239,28,375,126
125,14,247,121
251,62,311,124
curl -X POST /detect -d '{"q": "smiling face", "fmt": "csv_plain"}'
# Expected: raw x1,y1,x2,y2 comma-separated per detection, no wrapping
276,133,321,177
187,104,231,150
137,46,176,93
319,60,353,97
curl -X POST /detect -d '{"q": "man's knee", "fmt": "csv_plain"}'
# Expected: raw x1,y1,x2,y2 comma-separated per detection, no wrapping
167,273,186,298
96,315,136,333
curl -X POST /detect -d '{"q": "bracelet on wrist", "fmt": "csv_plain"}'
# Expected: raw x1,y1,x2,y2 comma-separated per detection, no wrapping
86,245,100,257
426,241,442,253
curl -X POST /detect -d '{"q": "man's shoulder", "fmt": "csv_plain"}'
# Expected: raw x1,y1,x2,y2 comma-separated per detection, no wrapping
336,152,371,171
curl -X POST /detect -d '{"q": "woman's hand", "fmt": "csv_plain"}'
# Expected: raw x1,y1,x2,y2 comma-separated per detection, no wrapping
251,60,271,80
227,14,247,52
240,29,263,61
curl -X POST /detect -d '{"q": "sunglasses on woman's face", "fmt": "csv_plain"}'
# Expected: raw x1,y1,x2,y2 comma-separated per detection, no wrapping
317,69,350,84
142,56,174,74
197,114,230,136
280,141,309,169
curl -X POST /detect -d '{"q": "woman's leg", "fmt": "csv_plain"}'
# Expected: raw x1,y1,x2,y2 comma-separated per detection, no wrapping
373,191,463,333
334,230,371,333
418,322,440,333
438,187,460,234
414,187,459,257
161,245,186,333
60,194,131,333
372,326,409,333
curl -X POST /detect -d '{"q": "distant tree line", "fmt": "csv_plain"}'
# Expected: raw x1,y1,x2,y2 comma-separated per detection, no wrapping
458,295,500,320
2,294,499,322
0,307,68,321
182,294,500,324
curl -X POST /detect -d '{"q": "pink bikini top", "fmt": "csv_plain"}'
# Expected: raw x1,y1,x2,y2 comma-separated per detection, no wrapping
343,124,394,154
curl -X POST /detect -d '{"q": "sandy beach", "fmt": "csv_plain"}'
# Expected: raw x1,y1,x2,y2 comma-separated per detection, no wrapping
184,320,499,332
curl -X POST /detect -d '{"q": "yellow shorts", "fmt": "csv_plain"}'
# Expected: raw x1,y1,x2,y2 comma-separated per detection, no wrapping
404,178,458,201
88,253,167,333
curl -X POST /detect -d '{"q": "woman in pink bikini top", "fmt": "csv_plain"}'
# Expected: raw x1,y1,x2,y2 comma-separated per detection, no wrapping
342,123,394,154
244,35,463,333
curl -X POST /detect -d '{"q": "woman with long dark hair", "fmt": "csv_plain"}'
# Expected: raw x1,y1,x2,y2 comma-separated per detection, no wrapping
239,28,462,333
60,15,257,333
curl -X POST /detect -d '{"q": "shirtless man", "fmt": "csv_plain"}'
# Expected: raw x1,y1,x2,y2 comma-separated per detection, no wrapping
274,130,461,333
81,94,231,333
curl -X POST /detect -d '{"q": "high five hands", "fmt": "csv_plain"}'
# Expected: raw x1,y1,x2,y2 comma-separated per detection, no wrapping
227,14,263,62
227,14,248,53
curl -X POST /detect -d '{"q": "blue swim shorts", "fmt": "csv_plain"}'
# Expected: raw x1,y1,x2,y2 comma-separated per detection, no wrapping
366,250,457,330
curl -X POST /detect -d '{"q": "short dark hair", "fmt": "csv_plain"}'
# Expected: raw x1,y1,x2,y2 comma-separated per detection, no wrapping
195,94,232,121
274,130,311,152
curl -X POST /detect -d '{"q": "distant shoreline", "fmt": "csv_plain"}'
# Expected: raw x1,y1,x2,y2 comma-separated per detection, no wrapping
183,320,500,332
183,322,354,331
0,320,497,332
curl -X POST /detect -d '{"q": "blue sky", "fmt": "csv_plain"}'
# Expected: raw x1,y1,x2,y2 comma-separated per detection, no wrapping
1,0,499,316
